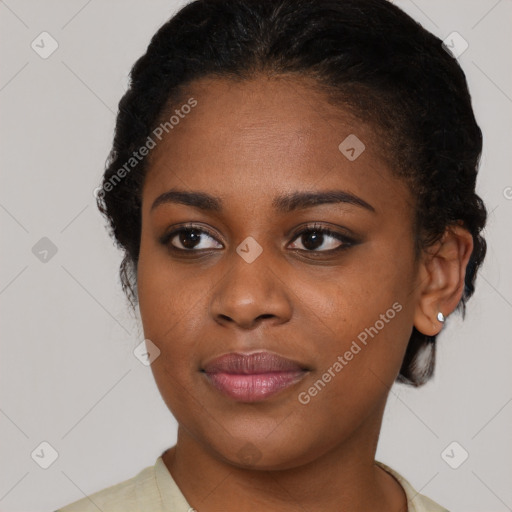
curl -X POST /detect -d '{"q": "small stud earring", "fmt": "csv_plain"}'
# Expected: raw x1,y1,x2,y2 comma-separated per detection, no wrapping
437,311,445,323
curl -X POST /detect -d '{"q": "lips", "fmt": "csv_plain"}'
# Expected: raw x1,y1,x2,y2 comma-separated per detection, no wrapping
202,351,308,402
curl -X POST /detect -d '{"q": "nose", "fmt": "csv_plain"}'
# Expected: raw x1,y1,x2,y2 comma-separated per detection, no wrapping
209,253,293,330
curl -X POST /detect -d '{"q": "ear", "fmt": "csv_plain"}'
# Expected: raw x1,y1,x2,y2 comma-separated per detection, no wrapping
414,224,474,336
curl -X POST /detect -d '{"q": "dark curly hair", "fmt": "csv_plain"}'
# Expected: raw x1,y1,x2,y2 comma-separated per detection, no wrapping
96,0,487,386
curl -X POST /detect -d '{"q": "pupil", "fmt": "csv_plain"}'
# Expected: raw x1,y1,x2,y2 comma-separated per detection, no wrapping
303,231,323,250
181,229,201,249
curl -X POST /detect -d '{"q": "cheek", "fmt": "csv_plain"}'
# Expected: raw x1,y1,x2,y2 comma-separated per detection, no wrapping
136,247,204,414
137,230,205,338
307,284,411,383
309,259,411,336
299,249,416,387
136,242,225,409
294,290,412,438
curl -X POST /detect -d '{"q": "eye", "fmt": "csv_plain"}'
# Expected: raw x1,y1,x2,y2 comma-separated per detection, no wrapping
162,226,223,251
288,223,353,252
160,222,355,254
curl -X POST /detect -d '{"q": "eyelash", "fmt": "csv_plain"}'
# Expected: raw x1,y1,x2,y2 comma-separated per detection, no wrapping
159,222,356,255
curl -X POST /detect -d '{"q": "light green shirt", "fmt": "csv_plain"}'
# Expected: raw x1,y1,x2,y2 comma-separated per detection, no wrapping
56,455,448,512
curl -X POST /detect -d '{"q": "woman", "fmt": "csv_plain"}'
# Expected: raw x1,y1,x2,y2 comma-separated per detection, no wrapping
57,0,487,510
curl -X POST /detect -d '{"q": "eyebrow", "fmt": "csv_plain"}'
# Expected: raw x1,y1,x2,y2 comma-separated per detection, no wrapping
150,188,375,214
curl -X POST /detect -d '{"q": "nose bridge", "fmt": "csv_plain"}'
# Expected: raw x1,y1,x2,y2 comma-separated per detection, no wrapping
209,237,292,328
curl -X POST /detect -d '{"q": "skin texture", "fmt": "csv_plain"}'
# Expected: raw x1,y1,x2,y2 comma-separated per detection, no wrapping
136,75,473,511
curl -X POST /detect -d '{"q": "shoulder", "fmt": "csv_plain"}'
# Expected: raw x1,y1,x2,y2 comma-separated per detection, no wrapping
376,461,450,512
55,462,158,512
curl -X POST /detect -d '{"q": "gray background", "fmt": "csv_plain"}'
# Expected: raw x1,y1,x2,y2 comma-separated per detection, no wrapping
1,1,511,511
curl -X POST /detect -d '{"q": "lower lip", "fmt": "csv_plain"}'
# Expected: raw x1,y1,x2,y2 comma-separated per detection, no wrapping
204,371,305,402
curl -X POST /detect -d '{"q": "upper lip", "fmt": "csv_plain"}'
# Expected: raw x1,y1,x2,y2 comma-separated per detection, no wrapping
202,351,308,374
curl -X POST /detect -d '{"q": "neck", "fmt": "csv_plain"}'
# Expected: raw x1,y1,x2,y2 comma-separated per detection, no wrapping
163,403,407,512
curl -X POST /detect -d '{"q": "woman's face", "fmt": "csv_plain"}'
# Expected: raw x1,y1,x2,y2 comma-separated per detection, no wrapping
137,75,422,469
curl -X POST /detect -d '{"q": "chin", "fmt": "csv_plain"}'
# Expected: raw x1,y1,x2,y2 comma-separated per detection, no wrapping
201,425,333,472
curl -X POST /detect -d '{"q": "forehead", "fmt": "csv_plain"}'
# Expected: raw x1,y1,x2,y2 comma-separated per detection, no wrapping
149,75,379,164
143,75,411,216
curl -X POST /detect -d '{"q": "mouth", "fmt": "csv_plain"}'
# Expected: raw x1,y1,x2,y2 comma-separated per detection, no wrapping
201,351,309,402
